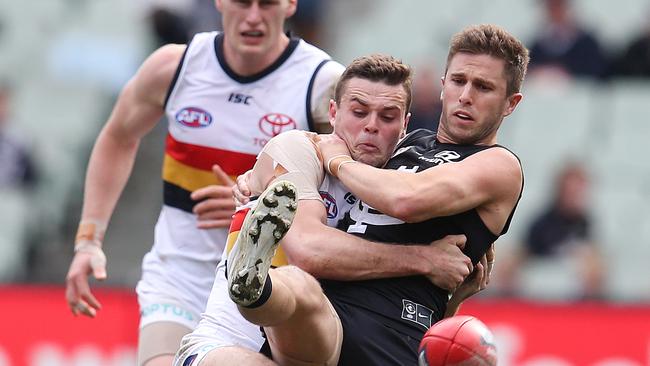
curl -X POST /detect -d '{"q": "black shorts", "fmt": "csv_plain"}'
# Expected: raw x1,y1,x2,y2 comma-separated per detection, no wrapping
331,299,422,366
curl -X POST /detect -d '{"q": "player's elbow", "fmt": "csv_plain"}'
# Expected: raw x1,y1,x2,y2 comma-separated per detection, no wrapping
284,246,324,277
284,246,311,269
393,201,434,223
390,180,461,222
282,232,319,271
387,187,435,222
387,198,418,222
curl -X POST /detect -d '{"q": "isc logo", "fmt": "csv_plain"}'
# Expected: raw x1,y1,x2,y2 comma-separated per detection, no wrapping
228,93,253,105
175,107,213,128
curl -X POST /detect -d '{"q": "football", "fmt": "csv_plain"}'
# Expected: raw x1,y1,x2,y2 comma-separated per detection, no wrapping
418,315,497,366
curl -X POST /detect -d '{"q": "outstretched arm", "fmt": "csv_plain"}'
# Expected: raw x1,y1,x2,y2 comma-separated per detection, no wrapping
65,44,186,317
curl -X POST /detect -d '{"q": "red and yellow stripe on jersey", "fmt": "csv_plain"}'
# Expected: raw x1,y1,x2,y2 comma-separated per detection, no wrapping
163,134,257,213
226,207,289,267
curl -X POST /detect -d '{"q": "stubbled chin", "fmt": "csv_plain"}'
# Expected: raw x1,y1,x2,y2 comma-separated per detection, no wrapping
354,151,385,167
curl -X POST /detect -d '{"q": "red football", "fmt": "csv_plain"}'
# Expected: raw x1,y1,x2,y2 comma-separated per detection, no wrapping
418,315,497,366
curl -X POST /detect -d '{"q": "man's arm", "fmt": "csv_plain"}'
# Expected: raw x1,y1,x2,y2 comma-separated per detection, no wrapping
281,199,473,290
65,44,186,317
327,145,522,233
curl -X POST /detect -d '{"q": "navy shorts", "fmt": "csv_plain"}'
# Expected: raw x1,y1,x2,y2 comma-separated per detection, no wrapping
259,299,423,365
331,299,422,366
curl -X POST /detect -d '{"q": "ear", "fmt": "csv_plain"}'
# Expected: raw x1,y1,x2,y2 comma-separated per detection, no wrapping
439,76,445,101
328,99,337,128
285,0,298,18
402,112,411,138
215,0,223,12
503,92,523,117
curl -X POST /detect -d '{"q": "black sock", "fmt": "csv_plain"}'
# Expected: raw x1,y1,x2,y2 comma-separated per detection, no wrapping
243,276,273,309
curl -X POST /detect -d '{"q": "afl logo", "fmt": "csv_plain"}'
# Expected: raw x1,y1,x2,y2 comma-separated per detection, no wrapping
319,191,338,219
176,107,213,128
259,113,297,137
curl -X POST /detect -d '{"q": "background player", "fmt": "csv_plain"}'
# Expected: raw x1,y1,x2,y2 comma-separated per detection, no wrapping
228,24,528,365
64,0,343,365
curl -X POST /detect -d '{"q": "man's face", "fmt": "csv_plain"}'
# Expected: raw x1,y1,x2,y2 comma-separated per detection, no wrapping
438,52,521,145
330,78,409,167
216,0,296,58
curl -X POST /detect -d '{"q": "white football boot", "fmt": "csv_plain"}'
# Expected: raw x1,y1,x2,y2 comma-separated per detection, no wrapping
227,180,297,306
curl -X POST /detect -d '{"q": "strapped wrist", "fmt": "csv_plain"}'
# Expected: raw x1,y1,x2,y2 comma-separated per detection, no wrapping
75,220,107,250
325,154,351,176
335,159,357,177
326,155,356,178
74,240,103,253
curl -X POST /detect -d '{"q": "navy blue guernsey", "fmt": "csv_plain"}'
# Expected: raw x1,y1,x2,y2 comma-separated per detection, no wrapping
321,128,523,340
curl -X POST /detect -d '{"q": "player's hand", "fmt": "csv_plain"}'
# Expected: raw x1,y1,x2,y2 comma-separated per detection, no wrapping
317,133,352,168
449,251,490,303
422,235,473,290
233,170,253,206
191,164,236,229
485,243,495,285
65,245,106,318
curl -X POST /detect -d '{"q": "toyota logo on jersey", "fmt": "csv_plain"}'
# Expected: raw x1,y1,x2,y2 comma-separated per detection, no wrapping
258,113,297,137
176,107,213,128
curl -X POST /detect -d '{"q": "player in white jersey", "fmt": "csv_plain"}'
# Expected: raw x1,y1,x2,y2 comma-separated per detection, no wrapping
175,55,485,366
64,1,343,365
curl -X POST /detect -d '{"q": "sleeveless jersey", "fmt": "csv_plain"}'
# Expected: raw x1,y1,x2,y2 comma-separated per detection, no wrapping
321,129,523,340
156,31,339,262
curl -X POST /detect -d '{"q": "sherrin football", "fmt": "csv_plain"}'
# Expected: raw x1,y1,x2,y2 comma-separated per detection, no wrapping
418,315,497,366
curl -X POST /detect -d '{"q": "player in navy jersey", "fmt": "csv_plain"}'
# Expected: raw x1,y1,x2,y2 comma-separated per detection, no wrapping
228,24,529,365
177,54,481,366
64,1,344,365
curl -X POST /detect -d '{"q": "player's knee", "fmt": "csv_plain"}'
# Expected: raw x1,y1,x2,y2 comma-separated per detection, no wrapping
142,354,175,366
274,266,323,312
200,346,273,365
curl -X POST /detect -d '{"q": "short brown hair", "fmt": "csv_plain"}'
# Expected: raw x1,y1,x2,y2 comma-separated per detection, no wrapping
334,54,412,115
446,24,529,96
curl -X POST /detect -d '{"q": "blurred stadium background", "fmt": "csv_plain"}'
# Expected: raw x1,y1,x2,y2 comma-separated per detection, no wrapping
1,0,649,365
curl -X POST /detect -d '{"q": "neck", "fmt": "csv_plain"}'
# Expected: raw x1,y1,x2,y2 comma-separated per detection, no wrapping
223,34,290,76
436,129,498,146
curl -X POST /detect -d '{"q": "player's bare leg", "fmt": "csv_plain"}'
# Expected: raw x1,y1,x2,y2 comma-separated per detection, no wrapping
200,347,277,365
143,355,174,366
227,181,342,365
140,322,191,366
248,267,342,365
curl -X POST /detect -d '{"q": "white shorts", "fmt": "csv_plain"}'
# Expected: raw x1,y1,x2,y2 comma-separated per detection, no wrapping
137,206,228,330
173,258,266,366
137,251,217,330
